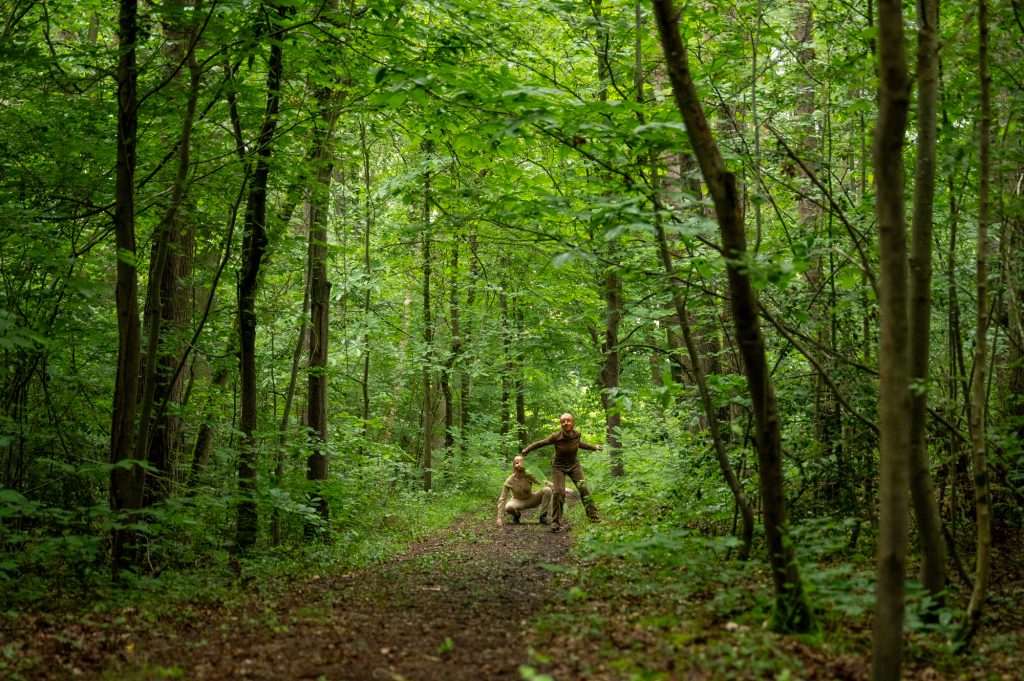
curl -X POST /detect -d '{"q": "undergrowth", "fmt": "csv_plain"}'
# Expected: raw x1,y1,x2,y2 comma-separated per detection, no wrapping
523,424,1022,680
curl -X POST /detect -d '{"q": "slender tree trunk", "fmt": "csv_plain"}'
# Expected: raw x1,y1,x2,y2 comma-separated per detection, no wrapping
601,262,624,476
654,217,753,560
382,291,412,445
514,306,527,449
459,234,478,449
652,0,816,633
272,275,309,545
907,0,946,606
943,145,970,552
235,2,286,552
871,0,913,676
110,0,145,576
421,142,434,492
1004,182,1024,445
962,0,992,644
360,121,373,447
592,0,624,477
499,290,512,438
441,240,458,451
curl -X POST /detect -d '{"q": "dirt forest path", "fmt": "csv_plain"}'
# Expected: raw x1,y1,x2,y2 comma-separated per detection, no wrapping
17,511,573,681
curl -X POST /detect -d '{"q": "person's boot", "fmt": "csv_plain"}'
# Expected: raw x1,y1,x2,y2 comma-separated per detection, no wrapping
538,512,549,525
583,499,601,524
511,509,521,524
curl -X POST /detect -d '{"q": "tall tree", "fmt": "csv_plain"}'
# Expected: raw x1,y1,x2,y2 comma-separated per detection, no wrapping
421,141,435,492
459,234,479,450
907,0,946,605
963,0,993,644
651,0,816,633
359,121,374,448
871,0,913,676
441,238,459,451
110,0,145,576
593,0,625,477
236,2,288,551
305,65,342,531
143,0,203,506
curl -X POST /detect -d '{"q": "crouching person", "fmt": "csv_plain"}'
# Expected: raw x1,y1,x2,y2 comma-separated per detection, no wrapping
497,456,552,527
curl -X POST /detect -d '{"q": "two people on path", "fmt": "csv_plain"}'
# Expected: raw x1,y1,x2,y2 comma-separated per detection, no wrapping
518,412,602,533
496,455,552,527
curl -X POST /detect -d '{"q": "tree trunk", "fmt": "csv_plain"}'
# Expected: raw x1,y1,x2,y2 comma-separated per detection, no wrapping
600,262,624,476
907,0,946,606
143,5,201,505
592,0,624,476
360,120,373,447
962,0,992,644
459,234,478,449
652,0,816,634
305,83,341,532
421,141,434,492
654,217,754,560
514,305,527,449
871,0,913,676
235,2,287,552
441,239,458,451
110,0,145,576
500,289,512,438
1004,182,1024,455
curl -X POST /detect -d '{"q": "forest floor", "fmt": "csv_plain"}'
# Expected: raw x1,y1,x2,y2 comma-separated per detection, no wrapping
4,507,572,681
4,507,1024,680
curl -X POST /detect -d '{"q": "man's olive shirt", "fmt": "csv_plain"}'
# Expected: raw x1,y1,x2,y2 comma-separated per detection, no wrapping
521,429,599,471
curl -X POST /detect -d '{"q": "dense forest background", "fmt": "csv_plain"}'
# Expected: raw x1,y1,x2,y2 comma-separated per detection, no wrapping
2,0,1023,678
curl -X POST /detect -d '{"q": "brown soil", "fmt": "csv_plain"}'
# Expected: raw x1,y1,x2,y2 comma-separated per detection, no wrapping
5,513,571,680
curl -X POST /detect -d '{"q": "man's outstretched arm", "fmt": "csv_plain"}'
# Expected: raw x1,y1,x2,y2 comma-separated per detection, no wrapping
520,433,556,455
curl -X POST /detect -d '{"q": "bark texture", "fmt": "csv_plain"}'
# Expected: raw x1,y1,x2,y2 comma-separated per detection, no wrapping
963,0,992,644
305,83,341,529
236,2,287,551
871,0,913,677
907,0,946,604
110,0,145,576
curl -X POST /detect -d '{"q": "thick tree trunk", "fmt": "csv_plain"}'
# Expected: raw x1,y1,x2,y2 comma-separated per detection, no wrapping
907,0,946,605
871,0,913,676
652,0,815,633
110,0,145,576
235,2,286,552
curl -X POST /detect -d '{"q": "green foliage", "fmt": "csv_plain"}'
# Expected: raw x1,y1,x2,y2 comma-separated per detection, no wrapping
1,2,1023,676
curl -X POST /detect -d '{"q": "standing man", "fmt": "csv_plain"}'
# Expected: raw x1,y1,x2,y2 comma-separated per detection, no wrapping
520,412,602,533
